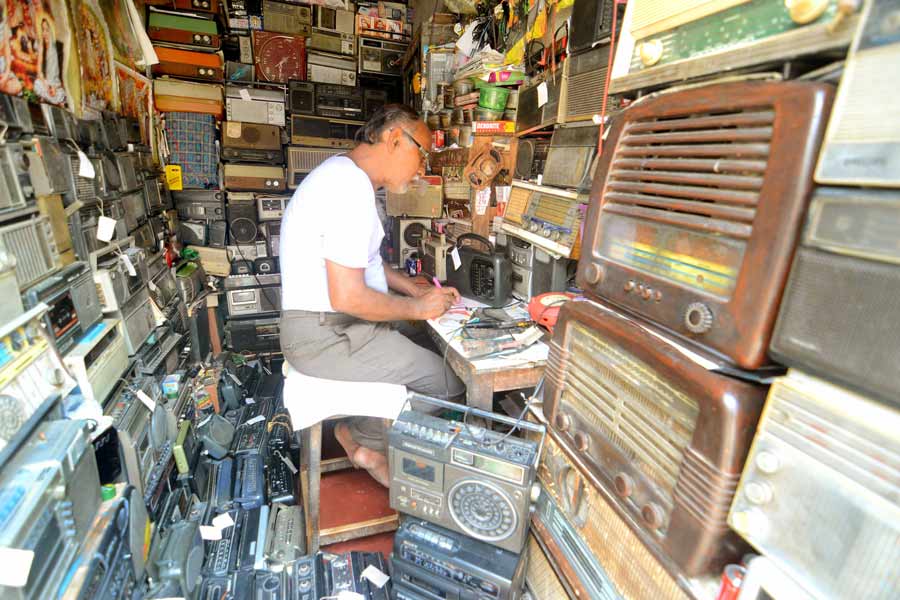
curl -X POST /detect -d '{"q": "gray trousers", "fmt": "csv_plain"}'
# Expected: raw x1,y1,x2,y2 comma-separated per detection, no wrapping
280,310,465,452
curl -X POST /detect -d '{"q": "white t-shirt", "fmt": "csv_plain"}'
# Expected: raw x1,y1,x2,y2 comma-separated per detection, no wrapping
279,155,387,312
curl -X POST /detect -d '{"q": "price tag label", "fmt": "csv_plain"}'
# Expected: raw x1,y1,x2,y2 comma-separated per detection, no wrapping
360,565,390,588
199,525,222,541
97,216,117,242
450,246,461,271
77,150,95,179
121,253,137,276
537,82,548,108
137,389,156,412
239,87,252,101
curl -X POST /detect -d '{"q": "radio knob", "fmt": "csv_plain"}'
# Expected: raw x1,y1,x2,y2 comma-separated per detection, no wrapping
786,0,828,24
613,473,634,498
641,287,653,300
744,481,773,505
554,413,571,432
541,227,551,237
755,451,780,474
624,280,635,292
639,39,664,67
530,483,541,503
529,222,540,233
584,264,604,285
684,302,713,334
573,432,590,452
551,231,561,241
641,503,665,529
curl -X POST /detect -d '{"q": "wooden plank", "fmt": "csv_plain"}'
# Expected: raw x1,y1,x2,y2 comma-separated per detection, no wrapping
318,514,400,546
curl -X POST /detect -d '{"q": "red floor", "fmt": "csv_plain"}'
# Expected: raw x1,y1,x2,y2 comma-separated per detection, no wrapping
319,463,397,558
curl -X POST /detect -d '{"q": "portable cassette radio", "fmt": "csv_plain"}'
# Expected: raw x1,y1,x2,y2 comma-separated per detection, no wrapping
389,408,542,553
502,181,588,259
111,287,158,356
152,45,224,80
310,29,356,56
770,187,900,407
174,190,226,221
609,0,859,94
225,316,280,353
559,45,615,124
64,318,129,405
816,0,899,187
579,80,834,369
286,147,343,188
223,164,286,192
0,216,61,290
503,233,571,301
27,137,73,199
729,371,900,600
288,80,316,114
537,430,693,599
364,89,388,120
23,261,102,355
544,299,765,576
308,50,358,86
290,114,362,148
0,142,36,217
358,38,407,77
393,218,431,265
262,0,311,36
227,196,259,244
148,8,221,51
225,273,282,317
225,85,286,127
253,31,307,83
155,79,224,117
315,83,363,119
516,70,562,135
256,194,290,220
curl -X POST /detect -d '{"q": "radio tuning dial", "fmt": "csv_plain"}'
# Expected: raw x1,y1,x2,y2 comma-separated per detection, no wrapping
541,227,551,237
528,222,540,233
554,413,571,432
744,481,773,505
684,302,713,334
786,0,828,24
639,39,664,67
584,264,604,285
550,231,561,241
755,451,780,474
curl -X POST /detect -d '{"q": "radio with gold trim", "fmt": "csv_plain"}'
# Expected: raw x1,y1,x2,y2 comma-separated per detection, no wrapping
290,114,362,148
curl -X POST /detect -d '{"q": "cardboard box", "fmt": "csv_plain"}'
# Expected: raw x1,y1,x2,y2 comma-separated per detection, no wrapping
472,121,516,135
387,175,443,217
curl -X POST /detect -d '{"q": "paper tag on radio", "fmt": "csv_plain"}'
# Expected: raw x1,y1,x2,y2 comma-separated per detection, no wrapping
239,87,252,101
137,390,156,412
226,121,241,138
164,165,183,191
537,82,548,108
245,397,255,404
337,593,364,600
77,150,95,179
0,548,34,587
97,216,117,242
360,565,390,588
450,246,461,271
245,414,265,426
121,253,137,276
227,372,242,386
212,512,235,530
199,525,222,541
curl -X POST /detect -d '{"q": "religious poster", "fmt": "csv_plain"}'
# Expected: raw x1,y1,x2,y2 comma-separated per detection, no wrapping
99,0,143,69
0,0,72,105
71,0,116,111
115,61,151,144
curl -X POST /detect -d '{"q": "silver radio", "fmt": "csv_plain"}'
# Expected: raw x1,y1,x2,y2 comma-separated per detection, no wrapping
501,181,588,260
91,240,148,312
310,28,356,56
729,371,900,600
112,286,158,355
308,50,358,86
224,273,282,317
0,142,36,219
63,317,129,405
500,232,571,300
227,241,268,262
389,405,544,553
358,38,407,77
0,216,61,289
0,419,101,600
286,146,343,188
264,503,307,570
121,190,148,233
314,5,355,34
256,194,290,220
226,84,286,127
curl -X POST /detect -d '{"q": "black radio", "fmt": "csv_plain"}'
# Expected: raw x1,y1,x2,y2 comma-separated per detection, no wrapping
233,417,268,455
364,89,388,120
204,509,241,577
143,442,177,522
289,80,316,115
266,451,298,505
445,234,513,308
0,93,33,139
209,457,235,514
316,551,392,600
235,453,265,509
236,505,269,571
174,190,226,221
225,316,281,353
392,517,527,600
315,83,364,119
254,256,279,274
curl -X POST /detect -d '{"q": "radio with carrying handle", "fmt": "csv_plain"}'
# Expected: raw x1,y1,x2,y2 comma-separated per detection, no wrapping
308,50,358,86
316,83,364,119
569,0,620,55
389,396,546,553
222,121,282,151
579,80,834,369
543,298,765,577
420,231,452,282
27,136,74,199
225,84,286,127
0,216,61,289
148,7,221,51
290,114,361,148
559,44,617,124
445,234,513,308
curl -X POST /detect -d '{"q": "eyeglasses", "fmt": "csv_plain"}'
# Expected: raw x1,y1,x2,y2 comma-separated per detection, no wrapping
397,128,430,168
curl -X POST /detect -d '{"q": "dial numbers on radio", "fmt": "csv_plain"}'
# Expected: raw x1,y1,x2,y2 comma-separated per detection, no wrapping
448,480,517,542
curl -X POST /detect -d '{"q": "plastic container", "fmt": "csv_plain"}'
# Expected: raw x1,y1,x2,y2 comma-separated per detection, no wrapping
475,107,504,121
478,85,511,111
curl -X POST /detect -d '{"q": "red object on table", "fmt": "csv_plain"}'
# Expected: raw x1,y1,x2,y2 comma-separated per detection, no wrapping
528,292,576,332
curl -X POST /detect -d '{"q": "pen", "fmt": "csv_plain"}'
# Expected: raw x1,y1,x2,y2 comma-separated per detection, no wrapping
432,277,442,288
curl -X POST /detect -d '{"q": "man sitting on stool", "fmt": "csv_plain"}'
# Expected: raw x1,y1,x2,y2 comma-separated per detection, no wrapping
279,104,465,486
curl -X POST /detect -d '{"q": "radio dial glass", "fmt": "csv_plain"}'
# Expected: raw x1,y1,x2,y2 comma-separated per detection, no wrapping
448,480,517,542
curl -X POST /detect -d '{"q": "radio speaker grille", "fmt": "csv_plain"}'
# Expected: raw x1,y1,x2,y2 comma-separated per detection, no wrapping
564,45,612,122
525,535,569,599
288,147,342,172
0,218,58,289
603,107,773,240
772,247,900,405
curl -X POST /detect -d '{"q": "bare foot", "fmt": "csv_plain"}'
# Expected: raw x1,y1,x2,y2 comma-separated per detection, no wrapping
334,422,362,467
351,448,389,487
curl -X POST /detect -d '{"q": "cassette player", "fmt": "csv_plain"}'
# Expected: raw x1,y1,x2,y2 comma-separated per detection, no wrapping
389,407,542,553
290,114,362,148
257,194,290,221
225,84,286,127
315,83,363,119
224,273,282,317
225,316,280,354
174,190,226,222
502,181,588,259
307,50,357,87
358,38,407,77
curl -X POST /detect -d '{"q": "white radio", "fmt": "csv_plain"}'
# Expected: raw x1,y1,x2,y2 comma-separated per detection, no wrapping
64,318,129,406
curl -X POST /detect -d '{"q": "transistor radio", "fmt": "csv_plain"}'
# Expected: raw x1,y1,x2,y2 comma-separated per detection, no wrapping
541,123,599,191
40,104,77,141
67,154,99,205
770,187,900,408
314,5,355,33
63,318,129,405
537,430,694,599
0,93,33,140
155,79,224,117
225,84,286,127
446,234,513,308
393,517,527,600
502,182,587,260
393,218,431,265
389,405,543,553
579,80,834,369
132,219,156,255
115,152,142,192
315,83,363,119
225,273,282,317
290,114,362,148
154,520,205,597
262,0,311,36
23,261,103,356
175,261,207,305
121,191,148,233
358,38,407,77
148,8,221,51
221,121,284,163
253,31,307,83
288,80,316,114
286,147,343,188
514,137,551,182
27,137,74,199
175,189,226,221
570,0,620,55
0,142,36,218
99,111,127,151
223,164,286,192
91,154,122,197
816,0,898,187
152,45,224,80
502,233,570,301
544,299,765,576
0,216,61,290
225,316,280,353
227,195,259,244
516,70,562,135
561,46,615,125
421,232,452,281
308,50,358,86
256,194,289,220
91,241,148,312
310,29,356,56
143,178,166,215
729,371,900,600
609,0,859,94
264,503,306,569
0,419,101,600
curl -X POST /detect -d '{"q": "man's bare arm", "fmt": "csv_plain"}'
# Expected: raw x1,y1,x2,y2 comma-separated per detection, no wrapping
327,260,456,321
384,264,424,297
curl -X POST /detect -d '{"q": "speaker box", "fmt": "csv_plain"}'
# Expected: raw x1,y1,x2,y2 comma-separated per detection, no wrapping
227,199,258,244
289,81,316,114
208,221,227,248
